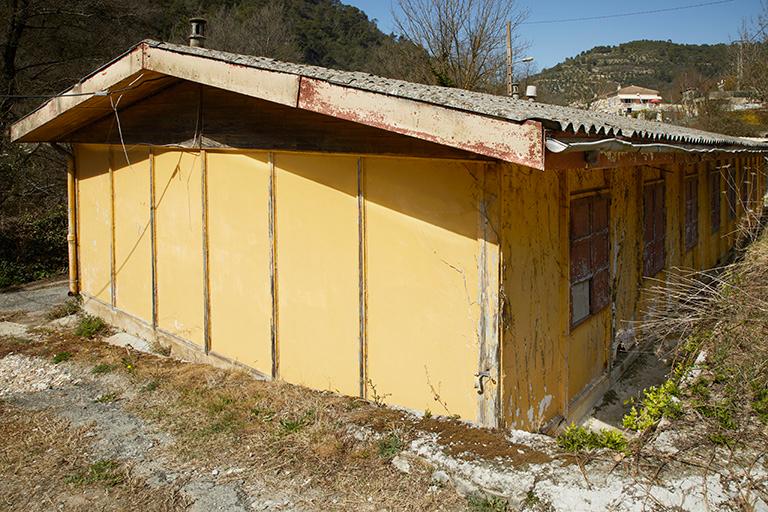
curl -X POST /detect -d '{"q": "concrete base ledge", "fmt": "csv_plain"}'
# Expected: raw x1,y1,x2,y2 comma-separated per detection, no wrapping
81,295,269,380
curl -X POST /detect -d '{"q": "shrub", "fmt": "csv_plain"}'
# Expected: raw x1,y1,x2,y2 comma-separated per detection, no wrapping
52,351,72,364
622,380,682,432
377,431,404,459
467,493,508,512
75,315,108,338
557,424,628,453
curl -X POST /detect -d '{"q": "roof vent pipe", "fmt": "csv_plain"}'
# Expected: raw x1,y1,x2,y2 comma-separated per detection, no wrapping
526,85,537,101
188,17,207,47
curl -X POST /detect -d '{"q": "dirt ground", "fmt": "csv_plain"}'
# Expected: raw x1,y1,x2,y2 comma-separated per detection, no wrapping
0,281,539,511
2,280,766,511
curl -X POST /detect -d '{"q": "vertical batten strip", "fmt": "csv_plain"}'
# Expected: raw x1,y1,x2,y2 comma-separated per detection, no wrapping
201,149,211,354
149,149,158,329
269,152,279,380
357,157,368,399
108,147,117,307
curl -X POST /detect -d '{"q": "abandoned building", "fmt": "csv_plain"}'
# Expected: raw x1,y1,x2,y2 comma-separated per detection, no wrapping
10,40,768,432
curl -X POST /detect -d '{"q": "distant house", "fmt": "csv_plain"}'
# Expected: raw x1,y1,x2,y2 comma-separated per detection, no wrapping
10,39,768,432
592,85,663,116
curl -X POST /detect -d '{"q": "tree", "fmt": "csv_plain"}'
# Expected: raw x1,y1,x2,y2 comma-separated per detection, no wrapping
206,2,302,62
739,1,768,102
392,0,528,92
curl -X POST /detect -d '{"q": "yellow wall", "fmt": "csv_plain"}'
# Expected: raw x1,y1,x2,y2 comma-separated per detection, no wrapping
500,164,563,429
112,146,152,320
75,144,112,303
365,157,482,421
206,151,273,374
153,149,205,346
74,142,764,432
274,153,360,396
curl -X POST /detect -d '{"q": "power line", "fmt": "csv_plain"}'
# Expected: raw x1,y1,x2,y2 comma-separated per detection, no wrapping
523,0,735,25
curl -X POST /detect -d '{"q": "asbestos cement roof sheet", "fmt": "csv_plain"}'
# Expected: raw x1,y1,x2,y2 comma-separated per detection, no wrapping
145,40,767,150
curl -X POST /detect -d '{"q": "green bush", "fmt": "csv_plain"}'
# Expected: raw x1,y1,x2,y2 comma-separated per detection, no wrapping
623,380,682,432
0,205,67,288
377,431,404,459
75,315,108,339
556,424,628,453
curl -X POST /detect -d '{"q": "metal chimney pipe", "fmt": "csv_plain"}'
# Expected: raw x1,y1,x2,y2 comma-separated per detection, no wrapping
188,17,207,47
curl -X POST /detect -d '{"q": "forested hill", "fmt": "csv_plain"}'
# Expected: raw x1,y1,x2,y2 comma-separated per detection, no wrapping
530,40,732,106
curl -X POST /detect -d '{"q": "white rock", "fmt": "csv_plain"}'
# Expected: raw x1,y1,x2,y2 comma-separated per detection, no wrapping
0,321,28,338
432,470,451,485
391,455,411,474
47,314,79,329
105,332,152,354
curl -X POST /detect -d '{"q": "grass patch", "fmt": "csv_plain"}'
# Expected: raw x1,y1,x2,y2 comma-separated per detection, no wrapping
65,459,124,487
52,351,71,364
377,431,405,459
557,424,628,453
278,410,316,435
141,379,160,392
94,392,119,404
622,380,682,432
91,363,116,375
467,493,508,512
46,298,81,320
75,315,108,339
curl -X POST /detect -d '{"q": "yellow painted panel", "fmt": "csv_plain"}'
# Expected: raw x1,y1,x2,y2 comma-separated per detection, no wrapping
501,165,563,429
75,144,112,303
207,151,272,374
112,146,152,321
365,157,481,421
154,149,205,345
275,153,359,395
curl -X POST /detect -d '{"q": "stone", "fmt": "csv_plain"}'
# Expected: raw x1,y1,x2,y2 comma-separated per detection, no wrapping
105,332,152,354
391,455,411,474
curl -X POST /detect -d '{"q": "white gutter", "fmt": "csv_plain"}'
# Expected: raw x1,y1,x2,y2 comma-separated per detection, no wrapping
546,137,768,155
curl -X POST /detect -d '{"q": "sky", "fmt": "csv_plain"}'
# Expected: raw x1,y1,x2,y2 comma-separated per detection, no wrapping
342,0,765,70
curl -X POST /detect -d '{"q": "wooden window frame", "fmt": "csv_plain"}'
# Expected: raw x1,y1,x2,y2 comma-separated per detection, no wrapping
684,175,698,251
569,192,610,328
710,170,721,234
643,180,666,277
726,166,737,220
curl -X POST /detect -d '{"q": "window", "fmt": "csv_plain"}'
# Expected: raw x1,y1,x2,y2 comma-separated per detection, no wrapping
570,194,610,326
685,176,699,251
643,181,665,277
727,166,737,220
710,171,721,234
741,166,749,211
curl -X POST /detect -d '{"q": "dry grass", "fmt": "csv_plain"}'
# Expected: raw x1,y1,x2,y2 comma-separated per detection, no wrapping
637,213,768,451
0,401,186,511
0,324,550,510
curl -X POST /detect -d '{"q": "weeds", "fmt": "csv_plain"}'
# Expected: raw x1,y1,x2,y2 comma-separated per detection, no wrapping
65,459,123,487
141,379,160,392
46,298,81,320
622,380,682,432
75,315,107,338
557,424,629,453
91,363,115,375
377,431,405,459
120,357,136,372
94,392,119,404
52,351,71,364
279,410,315,435
467,493,508,512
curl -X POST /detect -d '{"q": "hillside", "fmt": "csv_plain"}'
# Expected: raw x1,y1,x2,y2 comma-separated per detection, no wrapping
530,40,732,106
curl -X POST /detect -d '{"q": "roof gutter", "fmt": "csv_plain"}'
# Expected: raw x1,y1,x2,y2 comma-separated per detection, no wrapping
546,137,768,155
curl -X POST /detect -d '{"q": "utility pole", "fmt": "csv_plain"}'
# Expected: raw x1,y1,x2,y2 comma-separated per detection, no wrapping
506,21,516,98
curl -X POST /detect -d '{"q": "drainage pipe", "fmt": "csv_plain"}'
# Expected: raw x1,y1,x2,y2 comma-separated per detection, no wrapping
66,154,79,295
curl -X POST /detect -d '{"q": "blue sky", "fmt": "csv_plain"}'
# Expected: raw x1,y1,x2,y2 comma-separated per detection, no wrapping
343,0,764,70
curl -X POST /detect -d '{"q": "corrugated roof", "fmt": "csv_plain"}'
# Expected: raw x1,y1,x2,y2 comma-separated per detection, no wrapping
145,40,767,150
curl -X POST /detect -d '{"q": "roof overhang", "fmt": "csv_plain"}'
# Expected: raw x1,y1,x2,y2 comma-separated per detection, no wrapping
10,41,546,170
546,137,768,155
